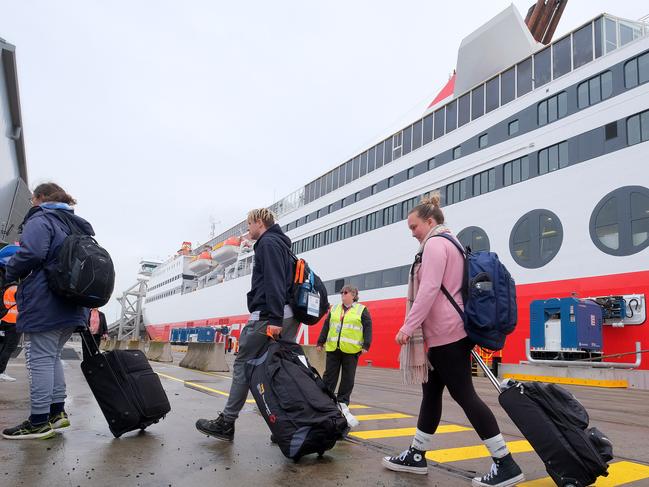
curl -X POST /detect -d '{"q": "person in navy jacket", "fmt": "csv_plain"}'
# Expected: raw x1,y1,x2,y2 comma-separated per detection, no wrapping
2,183,93,440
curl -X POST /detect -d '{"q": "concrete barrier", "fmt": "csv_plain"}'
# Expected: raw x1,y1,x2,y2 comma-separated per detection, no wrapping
105,338,118,351
146,341,173,363
126,340,147,352
99,338,108,351
180,342,229,372
302,345,326,376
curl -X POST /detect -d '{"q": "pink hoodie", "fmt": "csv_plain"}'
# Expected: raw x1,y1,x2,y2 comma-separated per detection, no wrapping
399,234,467,348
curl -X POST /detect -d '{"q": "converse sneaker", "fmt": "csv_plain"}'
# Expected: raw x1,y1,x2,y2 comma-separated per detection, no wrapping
472,453,525,487
0,373,16,382
195,413,235,441
382,446,428,474
2,420,55,440
49,411,70,431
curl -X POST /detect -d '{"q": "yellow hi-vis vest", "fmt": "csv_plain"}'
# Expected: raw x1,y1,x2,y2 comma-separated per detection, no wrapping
325,303,365,354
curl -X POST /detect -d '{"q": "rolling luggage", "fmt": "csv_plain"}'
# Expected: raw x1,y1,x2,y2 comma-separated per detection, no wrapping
246,339,348,461
472,350,613,487
80,331,171,437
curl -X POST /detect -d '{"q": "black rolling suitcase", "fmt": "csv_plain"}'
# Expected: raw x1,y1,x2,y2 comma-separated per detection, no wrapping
472,350,613,487
246,339,348,461
80,331,171,437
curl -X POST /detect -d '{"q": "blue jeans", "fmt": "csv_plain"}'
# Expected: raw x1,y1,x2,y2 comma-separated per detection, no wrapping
24,327,76,415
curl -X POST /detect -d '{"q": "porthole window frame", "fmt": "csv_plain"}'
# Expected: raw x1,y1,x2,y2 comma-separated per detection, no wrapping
457,226,491,253
589,186,649,257
509,209,564,269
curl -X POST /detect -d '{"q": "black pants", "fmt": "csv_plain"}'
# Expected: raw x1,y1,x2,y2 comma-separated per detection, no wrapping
322,349,360,405
0,326,21,374
417,337,500,440
81,333,102,362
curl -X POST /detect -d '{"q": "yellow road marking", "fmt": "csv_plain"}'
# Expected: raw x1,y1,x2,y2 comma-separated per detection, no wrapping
426,440,533,463
354,413,413,421
348,404,370,409
350,425,472,439
503,373,628,388
157,372,255,403
518,461,649,486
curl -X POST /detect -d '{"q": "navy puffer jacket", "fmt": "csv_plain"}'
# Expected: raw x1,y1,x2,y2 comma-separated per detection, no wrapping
5,204,93,333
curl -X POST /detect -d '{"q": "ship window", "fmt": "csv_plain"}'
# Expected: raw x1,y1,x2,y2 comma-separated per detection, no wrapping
479,133,488,148
590,186,649,256
382,268,400,287
366,212,378,231
412,120,423,151
640,53,649,84
402,125,412,155
538,141,568,174
578,71,613,109
352,156,360,180
374,142,384,169
367,146,376,173
510,209,563,268
407,167,415,180
445,180,466,205
471,84,485,119
517,57,533,96
605,17,617,54
384,137,393,164
625,59,638,88
594,17,603,58
572,22,593,69
453,145,462,159
485,76,499,113
428,157,436,170
553,35,572,79
534,47,551,87
500,67,515,105
434,108,445,139
423,114,434,145
364,271,380,290
392,132,402,160
446,100,457,133
472,168,496,196
371,184,378,195
508,119,519,135
457,226,490,252
458,93,470,127
359,151,367,177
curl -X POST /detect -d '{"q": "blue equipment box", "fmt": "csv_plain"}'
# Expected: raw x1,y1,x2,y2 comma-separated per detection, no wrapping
530,298,602,352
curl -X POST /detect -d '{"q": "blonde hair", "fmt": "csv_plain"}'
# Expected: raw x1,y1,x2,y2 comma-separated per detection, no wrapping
341,285,359,302
409,191,444,224
247,208,276,228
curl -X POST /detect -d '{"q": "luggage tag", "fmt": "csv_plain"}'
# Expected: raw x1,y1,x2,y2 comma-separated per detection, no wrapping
307,292,320,317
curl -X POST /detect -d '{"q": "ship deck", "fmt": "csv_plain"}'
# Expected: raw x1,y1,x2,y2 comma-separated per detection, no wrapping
1,346,649,486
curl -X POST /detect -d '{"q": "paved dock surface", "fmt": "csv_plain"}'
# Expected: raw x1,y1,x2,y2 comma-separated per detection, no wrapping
1,346,649,487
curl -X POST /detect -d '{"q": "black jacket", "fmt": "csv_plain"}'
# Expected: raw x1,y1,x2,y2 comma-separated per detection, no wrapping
246,224,293,325
317,304,373,352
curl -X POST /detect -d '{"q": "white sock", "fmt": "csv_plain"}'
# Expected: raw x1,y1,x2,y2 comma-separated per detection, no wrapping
483,433,509,459
411,428,435,452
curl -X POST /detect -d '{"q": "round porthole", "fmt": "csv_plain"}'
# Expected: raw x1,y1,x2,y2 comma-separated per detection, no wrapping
509,209,563,269
457,226,490,252
590,186,649,256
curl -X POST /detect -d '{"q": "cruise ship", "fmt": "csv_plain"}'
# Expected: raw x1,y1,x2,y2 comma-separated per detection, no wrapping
142,4,649,380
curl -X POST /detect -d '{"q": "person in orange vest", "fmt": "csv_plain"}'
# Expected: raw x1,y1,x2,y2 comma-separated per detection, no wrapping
0,283,20,382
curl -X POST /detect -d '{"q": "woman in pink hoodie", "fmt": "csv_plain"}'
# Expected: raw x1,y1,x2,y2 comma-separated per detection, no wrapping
382,193,524,487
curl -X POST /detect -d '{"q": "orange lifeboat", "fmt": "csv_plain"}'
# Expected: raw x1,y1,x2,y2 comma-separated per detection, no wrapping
188,251,215,274
211,237,241,265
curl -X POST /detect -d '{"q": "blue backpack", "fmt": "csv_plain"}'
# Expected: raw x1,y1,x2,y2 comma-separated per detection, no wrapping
428,234,517,351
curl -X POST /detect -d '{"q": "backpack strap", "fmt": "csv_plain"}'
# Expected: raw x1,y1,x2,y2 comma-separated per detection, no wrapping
47,209,88,237
428,234,467,323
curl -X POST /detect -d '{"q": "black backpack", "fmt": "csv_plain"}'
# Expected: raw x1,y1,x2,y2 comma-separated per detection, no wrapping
287,249,329,325
45,211,115,307
246,339,348,461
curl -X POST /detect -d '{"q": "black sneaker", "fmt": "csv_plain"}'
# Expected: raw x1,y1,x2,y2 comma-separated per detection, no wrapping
472,454,525,487
195,413,234,441
382,446,428,475
2,420,55,440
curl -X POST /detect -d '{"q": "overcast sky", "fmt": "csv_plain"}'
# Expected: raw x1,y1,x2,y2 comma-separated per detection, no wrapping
2,0,647,320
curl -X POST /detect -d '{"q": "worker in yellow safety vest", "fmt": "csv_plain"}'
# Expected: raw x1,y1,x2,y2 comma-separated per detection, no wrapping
0,284,20,382
317,284,372,407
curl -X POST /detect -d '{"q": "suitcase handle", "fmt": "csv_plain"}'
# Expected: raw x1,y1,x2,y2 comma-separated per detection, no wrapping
471,348,502,393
